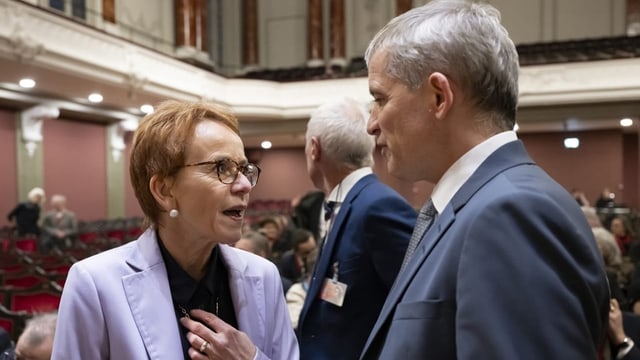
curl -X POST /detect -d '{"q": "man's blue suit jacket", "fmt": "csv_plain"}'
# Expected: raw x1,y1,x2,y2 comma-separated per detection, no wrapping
297,173,417,359
360,140,610,359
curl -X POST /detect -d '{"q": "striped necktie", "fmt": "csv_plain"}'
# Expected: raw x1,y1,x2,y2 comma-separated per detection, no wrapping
400,199,437,272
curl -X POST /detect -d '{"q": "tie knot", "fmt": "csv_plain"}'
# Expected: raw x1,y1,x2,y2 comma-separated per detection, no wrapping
420,200,437,219
324,201,338,221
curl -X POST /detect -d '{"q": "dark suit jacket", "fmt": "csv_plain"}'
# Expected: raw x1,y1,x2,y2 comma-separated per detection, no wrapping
292,191,325,241
7,201,40,236
360,141,609,359
297,174,417,360
278,250,302,283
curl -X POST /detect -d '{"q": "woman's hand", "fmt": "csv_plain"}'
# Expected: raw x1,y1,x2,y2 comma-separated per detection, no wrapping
180,309,257,360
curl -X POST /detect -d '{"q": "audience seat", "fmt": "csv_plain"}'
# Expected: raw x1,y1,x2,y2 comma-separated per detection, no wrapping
3,273,46,288
9,281,62,313
0,304,30,342
14,238,37,253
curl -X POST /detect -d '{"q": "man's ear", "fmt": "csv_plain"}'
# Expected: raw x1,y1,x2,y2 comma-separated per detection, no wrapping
310,137,321,161
149,175,175,212
426,72,454,120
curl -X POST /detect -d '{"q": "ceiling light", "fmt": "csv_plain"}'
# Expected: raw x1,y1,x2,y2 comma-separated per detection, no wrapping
563,137,579,149
620,118,633,127
19,78,36,88
261,140,272,149
88,93,103,103
140,104,154,114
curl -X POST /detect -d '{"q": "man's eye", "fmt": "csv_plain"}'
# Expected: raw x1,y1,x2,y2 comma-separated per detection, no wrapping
373,98,385,107
216,161,231,173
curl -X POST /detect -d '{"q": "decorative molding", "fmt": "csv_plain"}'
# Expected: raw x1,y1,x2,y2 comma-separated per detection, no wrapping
0,0,639,127
519,58,640,106
20,105,59,157
2,2,45,62
109,118,138,162
124,47,149,100
329,57,348,67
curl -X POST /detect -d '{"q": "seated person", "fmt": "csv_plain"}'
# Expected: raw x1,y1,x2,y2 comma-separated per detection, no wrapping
235,231,293,294
609,299,640,360
14,312,57,360
0,327,14,360
278,228,316,283
593,227,631,290
257,216,291,262
291,191,325,241
40,194,78,252
286,248,318,330
611,216,637,256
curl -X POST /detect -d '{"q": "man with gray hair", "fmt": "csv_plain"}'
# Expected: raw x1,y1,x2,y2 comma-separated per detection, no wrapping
41,194,78,253
296,97,416,359
14,312,57,360
361,0,609,358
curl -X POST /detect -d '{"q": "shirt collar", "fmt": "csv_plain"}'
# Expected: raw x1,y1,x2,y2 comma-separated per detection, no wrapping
158,238,219,306
326,167,373,203
431,131,517,213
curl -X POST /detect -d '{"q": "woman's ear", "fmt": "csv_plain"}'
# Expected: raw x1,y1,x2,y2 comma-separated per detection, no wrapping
149,175,175,212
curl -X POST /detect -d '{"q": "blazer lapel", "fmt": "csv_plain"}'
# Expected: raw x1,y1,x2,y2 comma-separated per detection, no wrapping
123,230,183,359
219,245,266,349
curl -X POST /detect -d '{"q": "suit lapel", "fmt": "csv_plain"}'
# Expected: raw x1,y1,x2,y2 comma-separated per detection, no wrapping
299,201,352,326
362,141,535,356
123,230,183,359
299,175,375,329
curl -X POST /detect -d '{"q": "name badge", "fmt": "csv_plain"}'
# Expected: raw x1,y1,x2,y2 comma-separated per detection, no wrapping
319,261,347,307
320,278,347,307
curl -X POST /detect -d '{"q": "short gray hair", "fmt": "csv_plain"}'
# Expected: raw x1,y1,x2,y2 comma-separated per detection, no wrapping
306,97,374,169
592,227,621,268
364,0,519,130
21,312,57,347
240,231,270,258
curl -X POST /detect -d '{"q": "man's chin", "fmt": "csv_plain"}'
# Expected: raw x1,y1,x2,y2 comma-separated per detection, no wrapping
387,162,415,182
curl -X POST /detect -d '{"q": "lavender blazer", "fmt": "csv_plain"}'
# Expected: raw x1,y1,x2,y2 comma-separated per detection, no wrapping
52,228,299,360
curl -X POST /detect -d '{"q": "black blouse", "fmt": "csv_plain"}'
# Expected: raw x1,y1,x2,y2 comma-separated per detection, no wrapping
158,239,238,359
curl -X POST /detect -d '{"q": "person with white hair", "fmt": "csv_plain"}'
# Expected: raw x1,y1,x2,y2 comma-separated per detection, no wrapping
296,97,416,359
7,187,45,237
14,312,57,360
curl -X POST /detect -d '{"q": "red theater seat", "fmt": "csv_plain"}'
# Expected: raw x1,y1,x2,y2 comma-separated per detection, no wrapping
14,238,37,253
0,304,29,341
9,283,62,313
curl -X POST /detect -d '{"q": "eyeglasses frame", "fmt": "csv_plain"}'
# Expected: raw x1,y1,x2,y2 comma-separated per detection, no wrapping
179,158,261,187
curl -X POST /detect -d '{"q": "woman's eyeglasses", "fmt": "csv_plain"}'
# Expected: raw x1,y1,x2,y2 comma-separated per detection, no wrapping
181,158,261,187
